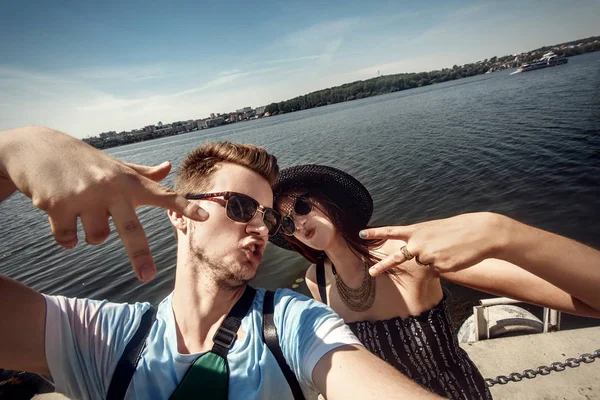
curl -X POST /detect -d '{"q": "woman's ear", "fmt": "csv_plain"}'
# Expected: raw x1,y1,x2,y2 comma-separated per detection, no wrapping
168,209,187,232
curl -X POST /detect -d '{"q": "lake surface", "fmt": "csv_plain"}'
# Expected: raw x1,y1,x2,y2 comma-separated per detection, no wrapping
2,52,599,327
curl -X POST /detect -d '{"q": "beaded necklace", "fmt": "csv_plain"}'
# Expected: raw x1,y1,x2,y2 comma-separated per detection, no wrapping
332,261,376,312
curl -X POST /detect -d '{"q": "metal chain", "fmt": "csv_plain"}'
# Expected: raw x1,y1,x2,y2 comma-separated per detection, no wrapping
485,349,600,387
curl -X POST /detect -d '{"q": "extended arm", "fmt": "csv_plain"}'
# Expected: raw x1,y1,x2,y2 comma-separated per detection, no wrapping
492,217,600,312
0,275,48,374
362,213,600,316
314,345,442,399
444,258,600,317
0,126,207,373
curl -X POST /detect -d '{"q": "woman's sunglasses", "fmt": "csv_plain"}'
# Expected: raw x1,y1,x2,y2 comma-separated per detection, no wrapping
280,195,313,236
185,191,282,236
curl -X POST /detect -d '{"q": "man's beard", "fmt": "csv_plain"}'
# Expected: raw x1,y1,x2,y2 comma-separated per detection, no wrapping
189,239,253,290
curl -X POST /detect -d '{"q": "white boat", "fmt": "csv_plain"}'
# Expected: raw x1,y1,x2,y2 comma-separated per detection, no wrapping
516,51,568,73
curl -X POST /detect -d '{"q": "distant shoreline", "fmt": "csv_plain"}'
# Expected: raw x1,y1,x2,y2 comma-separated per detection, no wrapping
83,36,600,150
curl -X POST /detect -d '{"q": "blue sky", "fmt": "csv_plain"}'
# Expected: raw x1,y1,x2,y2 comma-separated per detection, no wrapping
1,0,598,138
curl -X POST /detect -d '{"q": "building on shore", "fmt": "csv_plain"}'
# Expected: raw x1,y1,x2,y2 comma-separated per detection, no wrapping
255,105,267,116
199,116,225,129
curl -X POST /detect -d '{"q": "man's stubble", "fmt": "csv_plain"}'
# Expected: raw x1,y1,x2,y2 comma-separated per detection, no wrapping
187,225,253,290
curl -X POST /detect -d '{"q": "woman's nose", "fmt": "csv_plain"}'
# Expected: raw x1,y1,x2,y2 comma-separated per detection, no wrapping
293,214,307,229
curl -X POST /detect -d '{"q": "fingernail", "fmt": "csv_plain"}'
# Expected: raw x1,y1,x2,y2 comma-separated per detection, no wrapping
64,240,77,249
359,231,367,238
140,264,155,281
369,268,377,276
198,208,209,220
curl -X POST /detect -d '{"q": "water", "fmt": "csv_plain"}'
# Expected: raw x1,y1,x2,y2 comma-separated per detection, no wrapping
1,53,599,326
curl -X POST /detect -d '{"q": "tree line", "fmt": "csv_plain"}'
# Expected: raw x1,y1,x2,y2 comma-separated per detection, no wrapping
265,36,600,115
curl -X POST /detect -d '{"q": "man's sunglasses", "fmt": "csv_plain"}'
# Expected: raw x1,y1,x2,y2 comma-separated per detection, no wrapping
281,195,313,236
185,192,282,236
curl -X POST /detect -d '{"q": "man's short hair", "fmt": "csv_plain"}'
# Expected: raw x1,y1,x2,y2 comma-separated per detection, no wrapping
174,141,279,195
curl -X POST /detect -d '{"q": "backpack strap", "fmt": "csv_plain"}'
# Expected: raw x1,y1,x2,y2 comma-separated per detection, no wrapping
169,286,257,400
106,306,156,400
211,286,257,358
315,260,328,305
262,290,305,400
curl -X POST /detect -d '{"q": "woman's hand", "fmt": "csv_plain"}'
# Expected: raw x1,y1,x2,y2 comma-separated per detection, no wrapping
0,126,209,282
360,212,508,276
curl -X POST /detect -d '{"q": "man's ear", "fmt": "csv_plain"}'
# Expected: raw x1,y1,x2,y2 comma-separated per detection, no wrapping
168,209,188,232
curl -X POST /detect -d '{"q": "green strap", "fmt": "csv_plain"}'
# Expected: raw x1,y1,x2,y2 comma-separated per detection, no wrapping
170,352,229,400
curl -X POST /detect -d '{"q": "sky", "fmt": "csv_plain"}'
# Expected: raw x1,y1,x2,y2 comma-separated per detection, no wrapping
1,0,598,138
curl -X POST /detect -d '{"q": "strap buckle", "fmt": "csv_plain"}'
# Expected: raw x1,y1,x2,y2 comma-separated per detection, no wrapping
213,326,237,349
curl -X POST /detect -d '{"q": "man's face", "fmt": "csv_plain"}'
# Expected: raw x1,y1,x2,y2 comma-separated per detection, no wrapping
186,163,274,288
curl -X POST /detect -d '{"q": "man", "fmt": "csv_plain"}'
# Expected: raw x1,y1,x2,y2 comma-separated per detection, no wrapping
0,126,441,399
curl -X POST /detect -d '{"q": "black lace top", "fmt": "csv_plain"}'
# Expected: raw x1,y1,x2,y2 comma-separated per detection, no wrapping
316,262,492,400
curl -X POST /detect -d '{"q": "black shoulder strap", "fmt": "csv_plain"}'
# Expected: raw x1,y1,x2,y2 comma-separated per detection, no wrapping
262,290,305,400
315,260,328,305
106,306,156,400
211,285,256,357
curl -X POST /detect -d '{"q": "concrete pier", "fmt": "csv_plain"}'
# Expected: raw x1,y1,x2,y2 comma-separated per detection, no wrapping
461,327,600,399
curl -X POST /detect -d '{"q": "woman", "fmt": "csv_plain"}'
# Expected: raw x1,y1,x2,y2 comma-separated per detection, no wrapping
269,164,600,400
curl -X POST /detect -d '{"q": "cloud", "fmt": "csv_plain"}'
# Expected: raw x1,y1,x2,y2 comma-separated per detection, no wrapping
76,66,280,112
280,17,359,65
251,55,321,66
0,66,101,99
284,17,359,47
172,71,251,97
218,68,242,76
66,64,172,82
410,3,492,45
0,62,291,138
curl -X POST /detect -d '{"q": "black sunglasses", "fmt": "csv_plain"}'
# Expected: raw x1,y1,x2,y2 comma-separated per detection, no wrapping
280,195,313,236
185,191,282,236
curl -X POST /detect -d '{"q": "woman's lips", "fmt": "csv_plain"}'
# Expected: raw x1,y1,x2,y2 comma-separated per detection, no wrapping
304,227,315,240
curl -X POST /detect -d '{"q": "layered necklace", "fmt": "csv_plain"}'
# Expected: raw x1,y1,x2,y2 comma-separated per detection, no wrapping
332,260,376,312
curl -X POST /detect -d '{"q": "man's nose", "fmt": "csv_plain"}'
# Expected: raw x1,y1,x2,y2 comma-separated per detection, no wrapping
246,212,269,237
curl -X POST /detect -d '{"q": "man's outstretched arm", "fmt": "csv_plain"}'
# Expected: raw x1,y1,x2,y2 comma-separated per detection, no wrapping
314,345,443,399
0,275,48,374
0,126,207,373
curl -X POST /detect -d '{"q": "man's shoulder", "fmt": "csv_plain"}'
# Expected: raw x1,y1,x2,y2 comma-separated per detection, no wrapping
264,287,338,327
44,293,154,329
270,287,325,308
44,293,153,309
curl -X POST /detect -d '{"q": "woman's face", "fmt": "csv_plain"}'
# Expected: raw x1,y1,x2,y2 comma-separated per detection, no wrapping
277,192,338,251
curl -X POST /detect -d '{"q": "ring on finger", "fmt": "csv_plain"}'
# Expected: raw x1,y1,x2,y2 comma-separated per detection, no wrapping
415,256,428,267
400,246,414,260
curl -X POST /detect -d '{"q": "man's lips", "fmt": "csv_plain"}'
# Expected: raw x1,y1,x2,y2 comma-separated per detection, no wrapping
242,242,264,265
243,248,262,265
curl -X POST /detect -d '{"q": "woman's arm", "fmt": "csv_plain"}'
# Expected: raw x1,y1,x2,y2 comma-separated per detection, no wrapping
361,212,600,315
443,258,600,317
495,217,600,312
